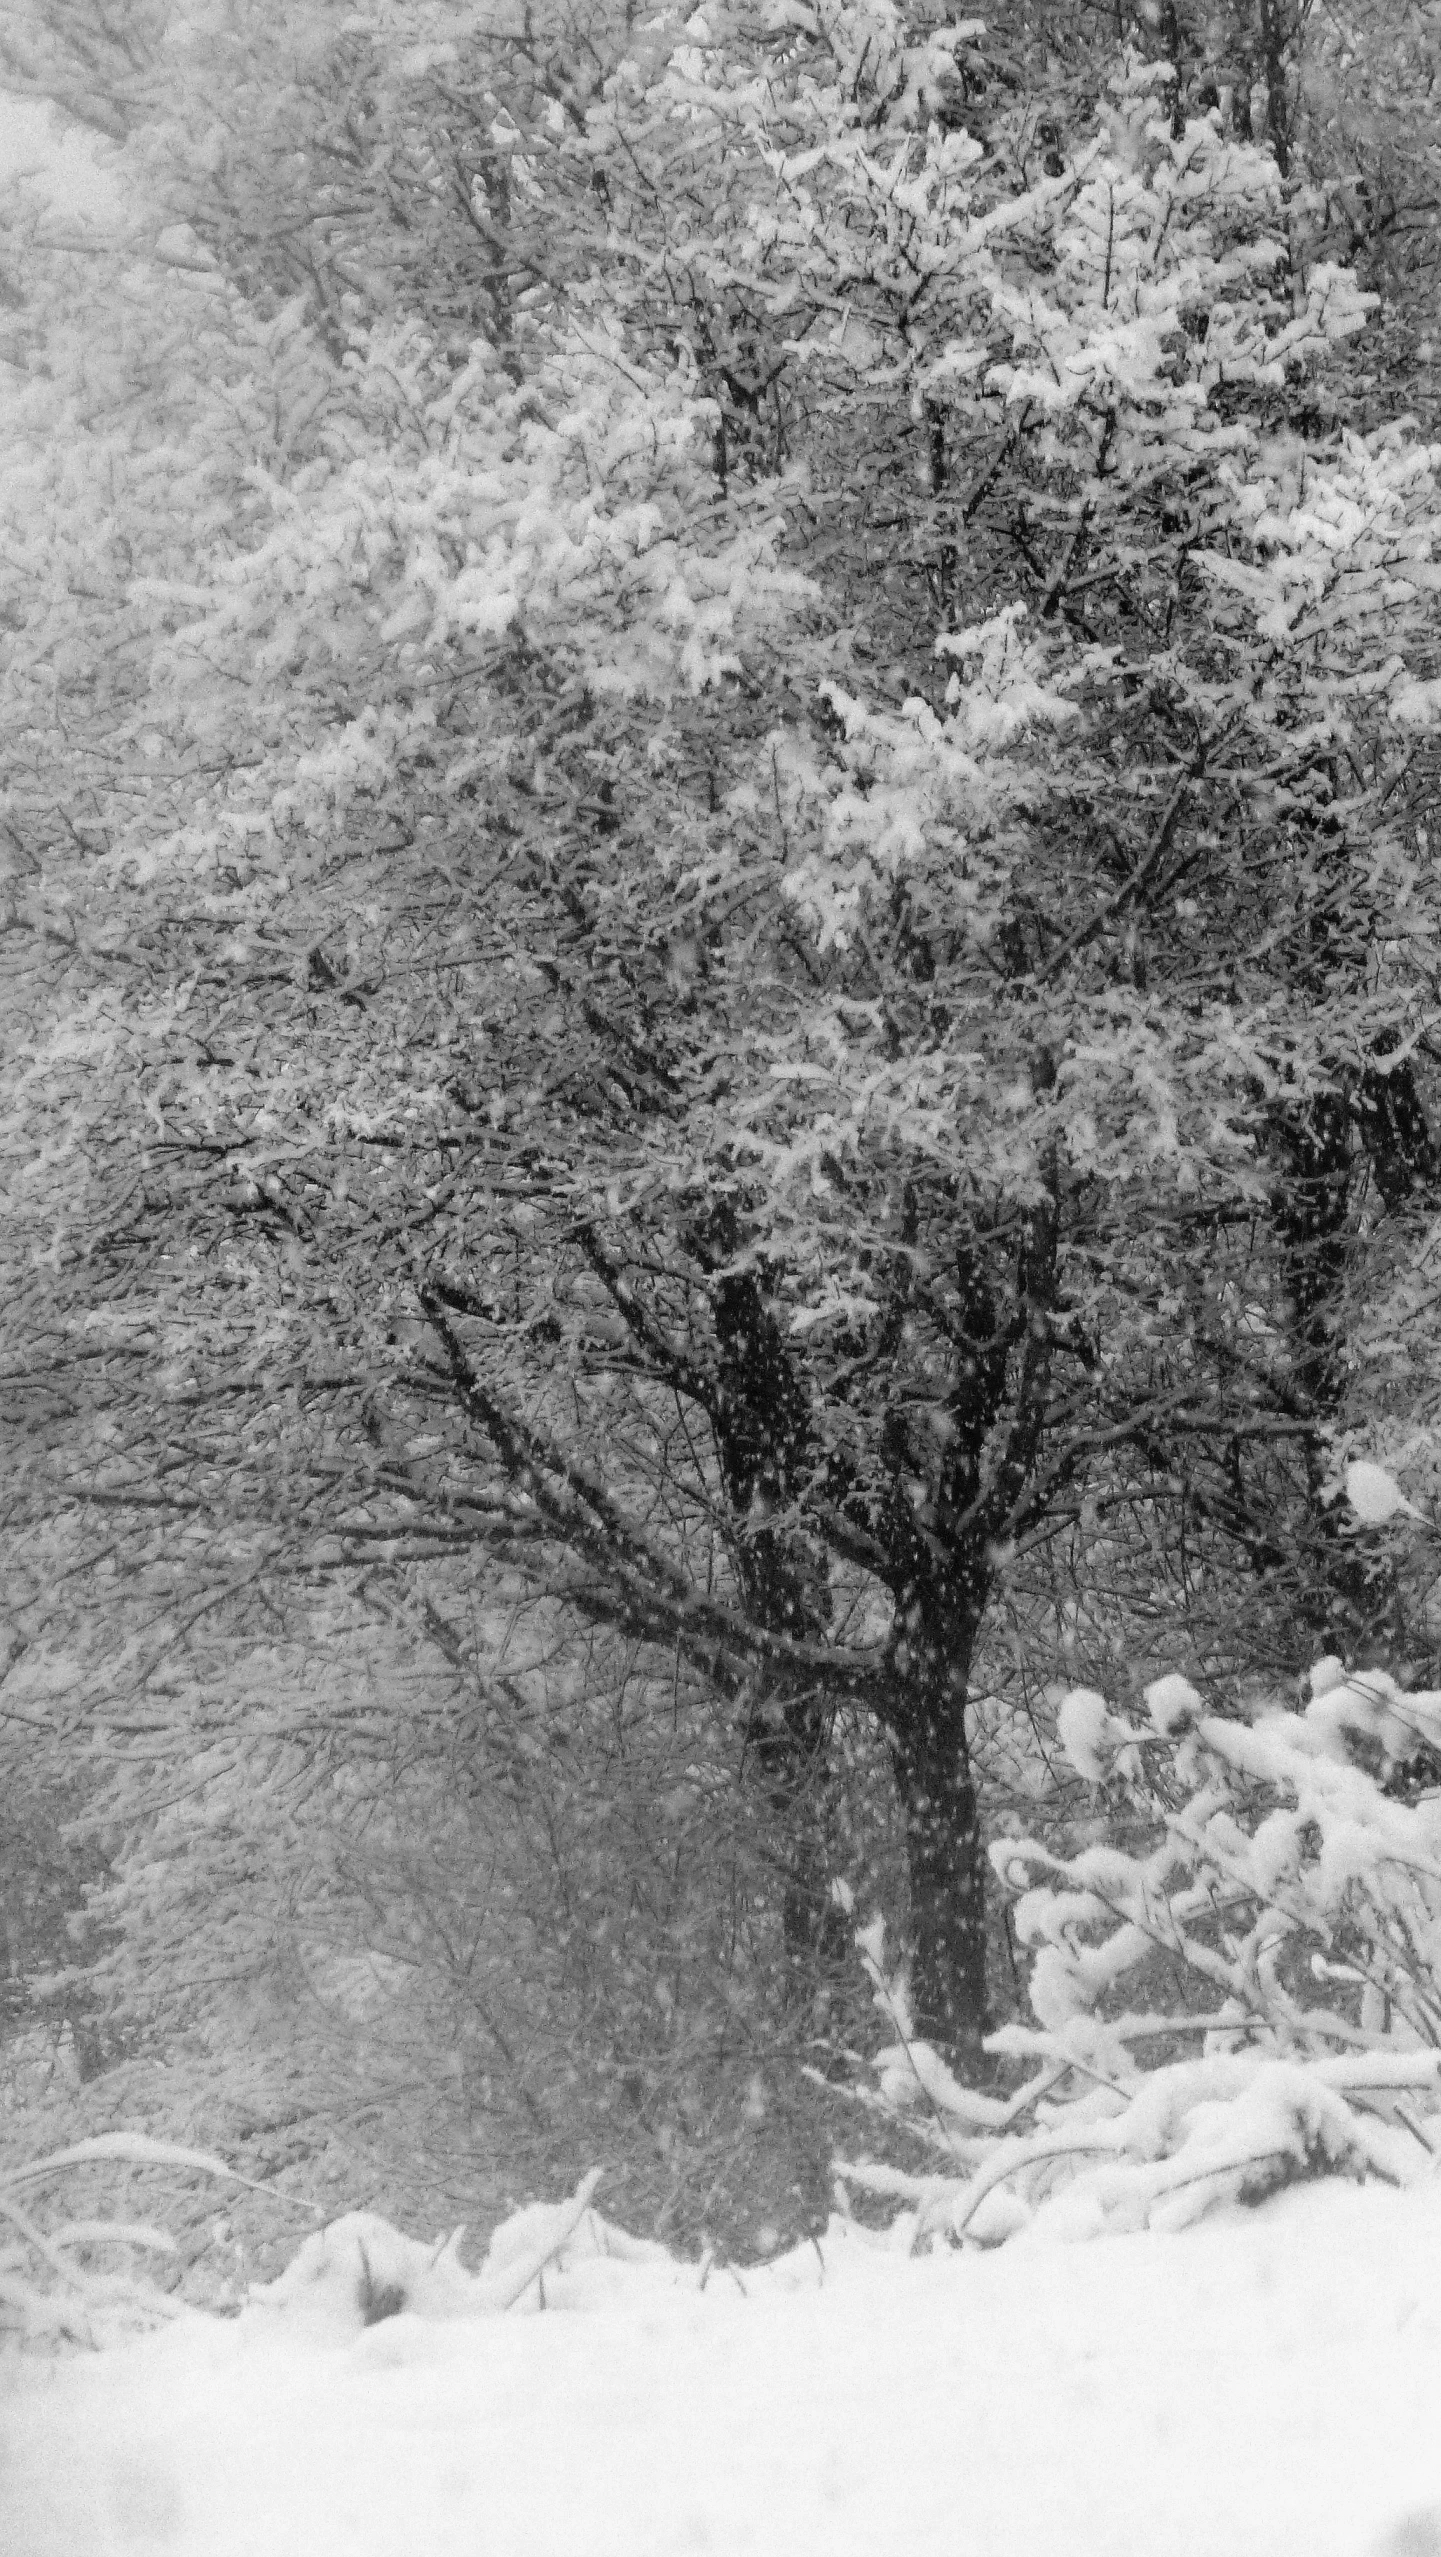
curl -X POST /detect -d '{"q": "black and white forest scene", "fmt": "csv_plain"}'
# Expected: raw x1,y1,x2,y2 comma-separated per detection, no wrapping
5,4,1441,2549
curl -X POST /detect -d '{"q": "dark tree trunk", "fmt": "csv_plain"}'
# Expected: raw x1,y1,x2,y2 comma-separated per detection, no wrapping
1355,1050,1440,1212
1271,1086,1421,1662
1256,0,1292,175
742,1688,849,1975
1274,1090,1352,1410
1272,1092,1376,1647
706,1252,847,1968
889,1692,988,2056
883,1605,989,2056
866,1228,1020,2060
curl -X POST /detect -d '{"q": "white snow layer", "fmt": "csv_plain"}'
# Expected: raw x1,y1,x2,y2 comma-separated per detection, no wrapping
6,2179,1441,2556
1343,1461,1425,1527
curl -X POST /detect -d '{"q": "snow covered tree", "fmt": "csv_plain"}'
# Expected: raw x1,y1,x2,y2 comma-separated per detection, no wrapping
380,21,1441,2051
7,0,1441,2160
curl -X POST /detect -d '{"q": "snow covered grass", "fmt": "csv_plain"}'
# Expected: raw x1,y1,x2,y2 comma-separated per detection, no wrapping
5,2173,1441,2556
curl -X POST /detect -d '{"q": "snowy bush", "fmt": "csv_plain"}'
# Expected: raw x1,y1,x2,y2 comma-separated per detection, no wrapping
2,2143,889,2354
243,2170,684,2331
240,2167,915,2333
1006,1660,1441,2061
0,2133,248,2350
830,1661,1441,2245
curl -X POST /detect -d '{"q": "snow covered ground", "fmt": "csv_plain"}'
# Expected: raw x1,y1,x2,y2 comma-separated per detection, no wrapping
5,2177,1441,2557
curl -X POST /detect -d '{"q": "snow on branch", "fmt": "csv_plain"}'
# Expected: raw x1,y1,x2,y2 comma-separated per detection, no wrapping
832,1659,1441,2247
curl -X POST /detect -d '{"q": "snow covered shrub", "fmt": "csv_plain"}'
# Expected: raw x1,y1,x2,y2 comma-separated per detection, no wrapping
830,1660,1441,2245
1006,1661,1441,2060
0,2132,244,2351
243,2168,897,2336
241,2171,694,2332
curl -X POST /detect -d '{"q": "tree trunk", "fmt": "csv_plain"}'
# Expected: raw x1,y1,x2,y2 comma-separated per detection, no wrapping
1355,1049,1440,1212
1274,1092,1351,1410
887,1668,989,2058
743,1689,849,1976
705,1251,848,1970
1274,1092,1400,1656
1256,0,1291,176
